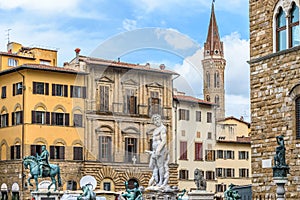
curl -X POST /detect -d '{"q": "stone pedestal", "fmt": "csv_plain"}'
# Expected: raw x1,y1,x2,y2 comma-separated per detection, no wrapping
143,186,179,200
273,177,288,200
188,190,214,200
31,191,60,200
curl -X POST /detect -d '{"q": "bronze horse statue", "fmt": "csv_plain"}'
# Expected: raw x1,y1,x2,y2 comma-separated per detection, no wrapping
23,156,62,191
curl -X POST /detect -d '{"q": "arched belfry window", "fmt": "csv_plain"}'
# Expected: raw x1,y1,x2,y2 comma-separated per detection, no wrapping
290,2,300,47
296,97,300,138
214,71,220,88
277,7,287,51
206,72,210,88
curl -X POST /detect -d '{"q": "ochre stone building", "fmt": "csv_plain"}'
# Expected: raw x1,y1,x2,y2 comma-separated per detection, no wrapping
250,0,300,199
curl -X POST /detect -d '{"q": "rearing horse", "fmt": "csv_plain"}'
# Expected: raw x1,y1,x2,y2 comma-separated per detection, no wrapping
23,156,62,191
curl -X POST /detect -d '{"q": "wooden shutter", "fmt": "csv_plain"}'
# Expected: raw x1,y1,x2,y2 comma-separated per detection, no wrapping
5,114,8,126
82,87,86,99
46,112,50,125
10,146,14,159
12,112,15,126
45,83,49,95
31,145,36,156
187,110,190,121
52,84,56,96
16,145,20,159
33,82,37,94
20,111,23,124
59,146,65,159
13,83,16,96
64,85,68,97
51,112,56,125
50,146,55,159
70,86,74,97
32,111,36,124
65,113,69,126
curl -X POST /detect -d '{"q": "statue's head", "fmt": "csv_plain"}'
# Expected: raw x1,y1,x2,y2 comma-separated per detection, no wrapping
152,114,162,127
42,145,46,150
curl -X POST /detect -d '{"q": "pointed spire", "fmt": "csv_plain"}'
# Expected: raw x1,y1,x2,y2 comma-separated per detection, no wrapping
204,2,223,57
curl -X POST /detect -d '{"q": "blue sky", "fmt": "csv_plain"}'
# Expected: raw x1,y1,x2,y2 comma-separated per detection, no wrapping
0,0,250,121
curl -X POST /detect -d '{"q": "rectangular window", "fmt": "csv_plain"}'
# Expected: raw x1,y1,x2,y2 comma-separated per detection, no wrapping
216,168,223,177
207,132,212,139
205,150,215,161
0,113,9,127
149,91,161,116
224,150,235,159
13,82,23,96
32,111,50,125
239,168,249,178
8,58,18,67
71,86,86,98
125,138,137,163
30,145,43,156
179,169,189,180
33,82,49,95
52,84,68,97
51,112,69,126
179,109,190,121
100,85,109,112
206,171,215,180
73,114,83,127
50,146,65,160
196,111,201,122
224,168,235,178
217,150,224,159
238,151,249,160
179,141,187,160
99,136,112,162
124,89,137,114
207,112,212,123
216,184,227,193
12,111,23,125
10,145,21,160
73,146,83,160
195,142,203,161
1,86,6,99
40,60,51,65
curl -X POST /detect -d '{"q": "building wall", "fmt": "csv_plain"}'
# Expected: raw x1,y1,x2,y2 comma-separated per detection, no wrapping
250,0,300,199
172,95,216,192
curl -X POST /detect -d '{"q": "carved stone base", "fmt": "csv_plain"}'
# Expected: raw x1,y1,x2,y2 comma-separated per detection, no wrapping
273,166,289,178
143,186,179,200
31,191,60,200
188,190,214,200
273,177,288,200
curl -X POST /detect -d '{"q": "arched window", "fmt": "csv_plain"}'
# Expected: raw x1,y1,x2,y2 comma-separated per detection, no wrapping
214,71,220,88
215,95,220,106
290,2,300,47
206,95,210,102
277,7,287,51
206,72,210,88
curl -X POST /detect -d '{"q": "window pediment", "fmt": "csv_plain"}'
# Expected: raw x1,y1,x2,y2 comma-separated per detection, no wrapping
95,76,114,83
146,82,163,88
122,126,139,134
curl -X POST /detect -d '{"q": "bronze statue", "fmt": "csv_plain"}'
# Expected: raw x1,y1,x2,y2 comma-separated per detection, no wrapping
122,181,143,200
37,145,50,177
224,184,241,200
177,189,186,200
274,135,287,167
77,184,96,200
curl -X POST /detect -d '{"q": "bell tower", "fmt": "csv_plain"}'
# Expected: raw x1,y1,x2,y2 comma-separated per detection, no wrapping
202,2,226,120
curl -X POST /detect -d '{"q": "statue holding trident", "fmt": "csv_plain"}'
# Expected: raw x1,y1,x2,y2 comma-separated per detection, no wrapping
146,114,170,188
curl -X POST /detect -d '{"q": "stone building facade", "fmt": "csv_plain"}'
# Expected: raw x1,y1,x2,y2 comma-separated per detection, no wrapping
249,0,300,199
67,55,179,191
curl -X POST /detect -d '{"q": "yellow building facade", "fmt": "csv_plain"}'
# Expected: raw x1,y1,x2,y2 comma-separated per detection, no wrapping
0,42,86,199
214,117,251,199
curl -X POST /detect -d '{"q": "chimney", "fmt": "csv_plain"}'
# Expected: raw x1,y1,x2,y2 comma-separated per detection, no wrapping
74,48,81,64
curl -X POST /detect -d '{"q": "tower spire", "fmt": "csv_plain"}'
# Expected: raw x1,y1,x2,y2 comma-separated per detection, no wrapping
204,2,223,57
202,2,226,120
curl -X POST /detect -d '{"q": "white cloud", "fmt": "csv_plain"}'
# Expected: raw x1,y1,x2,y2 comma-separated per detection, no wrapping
155,28,198,50
123,19,137,31
0,0,81,13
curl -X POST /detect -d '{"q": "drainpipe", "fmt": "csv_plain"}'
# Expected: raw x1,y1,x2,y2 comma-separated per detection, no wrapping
15,69,25,195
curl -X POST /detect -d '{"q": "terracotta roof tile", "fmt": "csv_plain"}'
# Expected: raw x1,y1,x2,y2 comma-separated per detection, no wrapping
173,95,215,105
